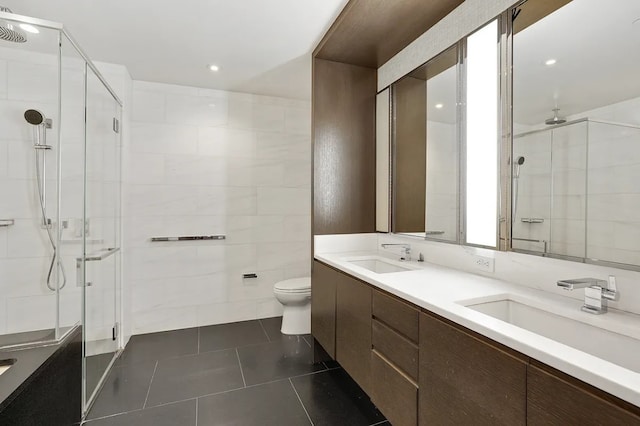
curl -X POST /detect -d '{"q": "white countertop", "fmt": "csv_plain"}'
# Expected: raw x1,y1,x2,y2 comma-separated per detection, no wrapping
315,251,640,407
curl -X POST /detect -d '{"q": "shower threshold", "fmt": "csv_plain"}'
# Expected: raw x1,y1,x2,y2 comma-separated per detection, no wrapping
0,327,74,350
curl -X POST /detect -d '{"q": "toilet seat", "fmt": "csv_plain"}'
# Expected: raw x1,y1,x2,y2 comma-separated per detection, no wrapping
274,277,311,293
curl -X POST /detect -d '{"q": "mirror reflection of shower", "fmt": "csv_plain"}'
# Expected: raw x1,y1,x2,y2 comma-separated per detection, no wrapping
24,110,66,291
512,155,525,218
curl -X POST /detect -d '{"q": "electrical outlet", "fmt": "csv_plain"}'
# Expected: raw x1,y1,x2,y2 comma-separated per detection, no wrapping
473,255,494,273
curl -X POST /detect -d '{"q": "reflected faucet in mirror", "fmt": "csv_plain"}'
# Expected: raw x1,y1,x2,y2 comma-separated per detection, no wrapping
381,244,412,261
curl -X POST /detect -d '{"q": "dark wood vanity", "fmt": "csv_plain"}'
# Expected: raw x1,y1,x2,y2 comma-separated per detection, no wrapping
311,260,640,426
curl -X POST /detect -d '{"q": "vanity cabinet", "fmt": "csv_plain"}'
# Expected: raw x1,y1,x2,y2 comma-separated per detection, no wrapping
527,362,640,426
312,262,640,425
311,261,337,357
419,312,527,426
371,291,419,426
336,271,372,395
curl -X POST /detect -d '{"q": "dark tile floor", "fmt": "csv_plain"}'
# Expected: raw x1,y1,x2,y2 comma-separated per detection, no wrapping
83,317,389,426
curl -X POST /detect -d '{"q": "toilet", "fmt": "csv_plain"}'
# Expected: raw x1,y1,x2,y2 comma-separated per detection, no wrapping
273,277,311,335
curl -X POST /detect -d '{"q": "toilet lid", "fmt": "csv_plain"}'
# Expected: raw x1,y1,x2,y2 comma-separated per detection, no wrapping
274,277,311,293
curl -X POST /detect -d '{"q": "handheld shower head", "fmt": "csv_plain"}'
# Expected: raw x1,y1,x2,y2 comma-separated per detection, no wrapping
24,109,52,149
24,109,45,126
514,156,525,178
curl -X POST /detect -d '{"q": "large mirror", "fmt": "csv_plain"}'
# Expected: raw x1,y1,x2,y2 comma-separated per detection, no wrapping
511,0,640,267
391,20,502,248
391,45,460,243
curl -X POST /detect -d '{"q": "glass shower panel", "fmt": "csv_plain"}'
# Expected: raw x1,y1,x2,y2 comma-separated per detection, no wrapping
83,67,121,407
58,33,86,340
0,25,62,347
549,122,587,258
512,130,552,253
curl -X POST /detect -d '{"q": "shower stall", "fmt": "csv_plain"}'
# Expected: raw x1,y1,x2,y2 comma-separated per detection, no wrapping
512,118,640,265
0,8,122,412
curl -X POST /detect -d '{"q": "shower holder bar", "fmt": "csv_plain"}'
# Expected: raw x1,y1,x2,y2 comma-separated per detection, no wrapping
150,235,226,242
521,218,545,223
0,219,14,227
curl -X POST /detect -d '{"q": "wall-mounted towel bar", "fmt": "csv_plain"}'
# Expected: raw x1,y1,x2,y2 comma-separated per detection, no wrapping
0,219,14,227
521,218,545,223
150,235,226,242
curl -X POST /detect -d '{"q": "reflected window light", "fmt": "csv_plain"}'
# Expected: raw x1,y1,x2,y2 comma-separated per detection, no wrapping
465,19,499,247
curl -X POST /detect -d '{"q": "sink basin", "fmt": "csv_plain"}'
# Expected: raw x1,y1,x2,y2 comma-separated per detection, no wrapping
347,258,413,274
0,359,16,376
466,298,640,373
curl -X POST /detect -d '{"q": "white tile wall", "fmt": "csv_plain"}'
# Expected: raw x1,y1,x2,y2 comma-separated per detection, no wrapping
127,81,311,334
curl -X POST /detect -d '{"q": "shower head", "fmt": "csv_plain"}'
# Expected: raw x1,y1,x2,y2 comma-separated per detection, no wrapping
0,7,27,43
24,109,45,126
545,108,566,125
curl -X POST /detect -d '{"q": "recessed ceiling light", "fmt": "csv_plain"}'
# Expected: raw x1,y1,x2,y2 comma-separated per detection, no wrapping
19,24,39,34
545,59,557,66
435,103,444,109
208,64,220,72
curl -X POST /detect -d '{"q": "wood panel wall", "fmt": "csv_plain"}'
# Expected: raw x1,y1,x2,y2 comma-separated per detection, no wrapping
314,0,465,68
393,76,426,233
313,58,377,235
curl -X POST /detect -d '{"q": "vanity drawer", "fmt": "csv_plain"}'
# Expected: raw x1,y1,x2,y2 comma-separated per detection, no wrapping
371,350,418,426
372,290,419,342
372,319,418,380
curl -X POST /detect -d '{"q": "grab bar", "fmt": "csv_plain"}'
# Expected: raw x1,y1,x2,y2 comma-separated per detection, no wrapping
521,218,545,223
150,235,226,242
0,219,14,227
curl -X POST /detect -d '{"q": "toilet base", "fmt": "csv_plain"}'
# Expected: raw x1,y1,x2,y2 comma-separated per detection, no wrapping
281,303,311,335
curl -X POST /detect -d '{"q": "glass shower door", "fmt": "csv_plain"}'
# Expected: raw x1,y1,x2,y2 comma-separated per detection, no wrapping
82,66,122,409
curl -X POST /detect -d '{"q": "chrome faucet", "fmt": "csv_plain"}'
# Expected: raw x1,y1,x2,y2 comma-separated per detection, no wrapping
557,276,618,315
380,244,411,261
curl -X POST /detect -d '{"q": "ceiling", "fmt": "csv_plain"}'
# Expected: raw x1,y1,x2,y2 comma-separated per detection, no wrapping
514,0,640,125
2,0,348,100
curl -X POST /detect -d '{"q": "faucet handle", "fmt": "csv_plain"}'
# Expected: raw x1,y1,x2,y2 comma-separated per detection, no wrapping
602,275,618,301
